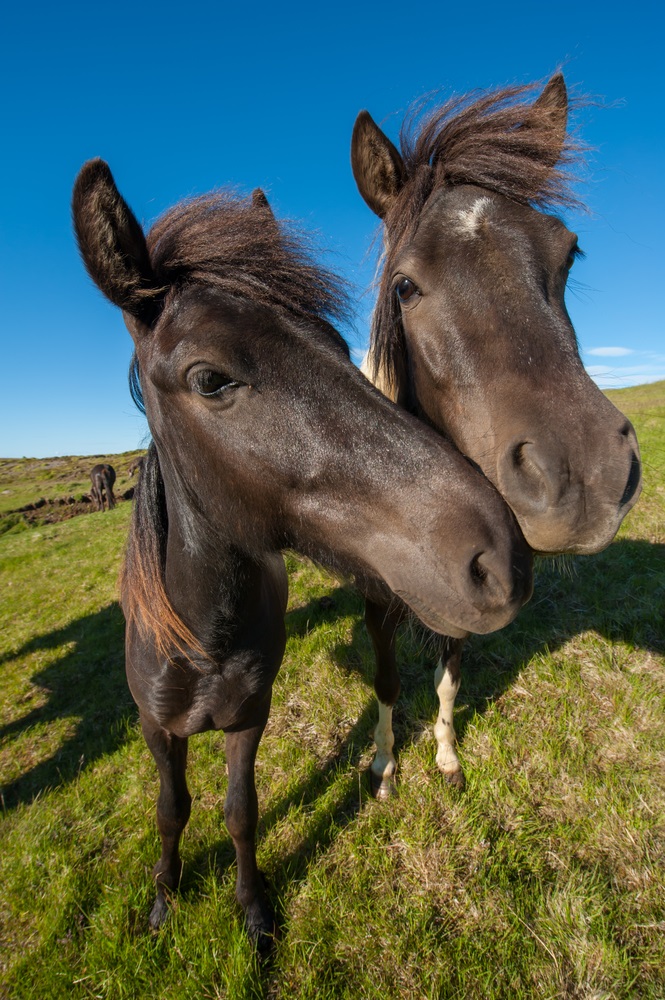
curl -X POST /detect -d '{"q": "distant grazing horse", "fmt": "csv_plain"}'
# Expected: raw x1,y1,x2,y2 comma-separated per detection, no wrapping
72,161,532,950
128,456,144,477
89,463,116,511
351,73,642,796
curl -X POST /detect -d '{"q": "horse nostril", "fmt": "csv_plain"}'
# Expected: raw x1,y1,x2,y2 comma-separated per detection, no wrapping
512,442,527,469
464,540,533,625
468,550,511,606
503,440,552,508
470,552,489,586
620,451,641,507
511,441,545,482
512,441,544,476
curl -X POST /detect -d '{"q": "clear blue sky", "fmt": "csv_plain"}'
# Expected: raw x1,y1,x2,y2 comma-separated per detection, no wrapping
1,1,663,458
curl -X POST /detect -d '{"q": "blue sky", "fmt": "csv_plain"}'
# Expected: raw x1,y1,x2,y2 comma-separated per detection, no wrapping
1,1,663,458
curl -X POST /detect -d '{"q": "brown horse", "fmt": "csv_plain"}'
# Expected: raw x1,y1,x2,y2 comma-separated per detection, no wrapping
351,74,642,795
72,160,532,950
90,463,116,511
128,456,144,477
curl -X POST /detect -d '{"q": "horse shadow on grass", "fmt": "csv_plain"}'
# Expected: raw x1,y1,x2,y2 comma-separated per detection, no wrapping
2,539,662,942
0,602,136,810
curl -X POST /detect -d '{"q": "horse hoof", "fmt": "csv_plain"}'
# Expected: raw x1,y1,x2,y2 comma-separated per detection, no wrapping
244,887,276,958
251,925,276,960
370,769,397,800
246,912,276,958
149,893,170,931
444,769,466,791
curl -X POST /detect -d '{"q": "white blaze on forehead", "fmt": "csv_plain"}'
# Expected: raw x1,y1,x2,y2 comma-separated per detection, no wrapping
456,196,493,236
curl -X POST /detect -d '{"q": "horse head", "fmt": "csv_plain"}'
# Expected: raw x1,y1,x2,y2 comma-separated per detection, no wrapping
352,74,641,555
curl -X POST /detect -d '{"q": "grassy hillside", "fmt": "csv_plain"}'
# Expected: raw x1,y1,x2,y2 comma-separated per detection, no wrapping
0,450,145,532
0,384,663,999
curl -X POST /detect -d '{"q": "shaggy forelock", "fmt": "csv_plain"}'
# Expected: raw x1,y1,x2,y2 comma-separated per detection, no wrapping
370,80,587,393
145,191,351,327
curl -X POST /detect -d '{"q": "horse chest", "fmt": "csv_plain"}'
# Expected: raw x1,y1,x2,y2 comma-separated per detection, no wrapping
128,646,280,738
186,657,277,735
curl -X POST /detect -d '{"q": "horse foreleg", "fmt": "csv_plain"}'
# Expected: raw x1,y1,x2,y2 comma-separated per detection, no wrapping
140,714,191,929
224,702,274,954
433,637,466,788
365,597,403,800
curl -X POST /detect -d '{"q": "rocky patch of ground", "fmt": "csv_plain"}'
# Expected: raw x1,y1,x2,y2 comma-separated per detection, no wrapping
9,489,135,526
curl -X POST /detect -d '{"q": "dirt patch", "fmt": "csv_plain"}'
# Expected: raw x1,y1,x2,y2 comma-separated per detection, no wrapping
11,489,135,526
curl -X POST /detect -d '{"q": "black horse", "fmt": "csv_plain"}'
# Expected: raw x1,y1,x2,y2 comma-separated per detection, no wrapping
351,74,642,794
90,463,116,511
72,161,532,950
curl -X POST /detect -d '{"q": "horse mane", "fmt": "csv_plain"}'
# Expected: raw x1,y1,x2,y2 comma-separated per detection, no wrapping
128,190,351,413
120,443,209,663
147,190,351,326
123,192,353,661
369,80,587,394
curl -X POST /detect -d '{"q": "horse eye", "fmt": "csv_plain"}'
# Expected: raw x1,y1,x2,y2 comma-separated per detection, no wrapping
192,370,240,397
566,243,583,270
396,277,419,303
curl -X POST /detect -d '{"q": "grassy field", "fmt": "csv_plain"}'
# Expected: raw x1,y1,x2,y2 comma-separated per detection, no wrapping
1,384,663,999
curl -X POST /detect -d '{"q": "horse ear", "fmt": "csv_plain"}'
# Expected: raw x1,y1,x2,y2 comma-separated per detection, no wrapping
251,187,279,228
351,111,406,219
72,159,161,324
522,73,568,166
252,187,274,215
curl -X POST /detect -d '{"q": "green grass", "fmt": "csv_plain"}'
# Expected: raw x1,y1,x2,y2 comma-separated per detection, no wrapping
1,384,664,999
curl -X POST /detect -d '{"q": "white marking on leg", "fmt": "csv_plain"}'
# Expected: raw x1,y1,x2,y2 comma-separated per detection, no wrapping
371,700,396,784
434,658,461,776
